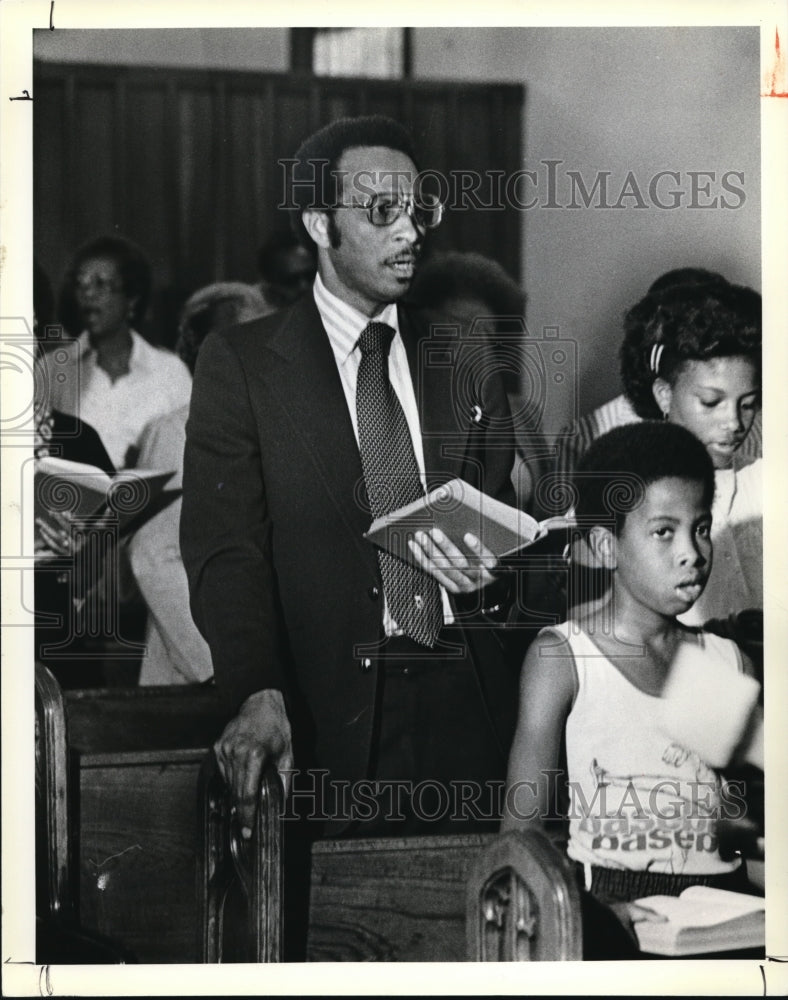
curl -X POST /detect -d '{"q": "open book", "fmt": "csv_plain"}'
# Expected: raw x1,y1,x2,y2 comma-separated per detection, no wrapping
633,886,765,956
363,478,572,564
35,456,175,537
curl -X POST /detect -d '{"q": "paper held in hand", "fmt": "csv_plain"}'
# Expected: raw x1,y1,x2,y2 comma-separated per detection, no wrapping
363,477,573,563
655,641,762,768
35,456,175,533
633,885,765,956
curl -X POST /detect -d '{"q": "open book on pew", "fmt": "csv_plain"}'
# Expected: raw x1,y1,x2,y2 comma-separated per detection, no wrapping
364,477,573,564
633,886,765,956
35,456,176,538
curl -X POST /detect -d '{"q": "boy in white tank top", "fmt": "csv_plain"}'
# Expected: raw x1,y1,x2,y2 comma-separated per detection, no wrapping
503,421,759,957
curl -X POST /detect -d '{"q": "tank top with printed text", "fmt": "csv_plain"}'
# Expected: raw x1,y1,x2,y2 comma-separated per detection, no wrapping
558,622,742,875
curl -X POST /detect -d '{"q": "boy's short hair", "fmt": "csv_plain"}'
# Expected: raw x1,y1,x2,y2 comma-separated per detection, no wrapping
573,422,715,534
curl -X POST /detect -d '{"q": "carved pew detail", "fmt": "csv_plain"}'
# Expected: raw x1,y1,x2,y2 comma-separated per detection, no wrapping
35,664,133,963
466,829,582,961
198,754,284,962
35,662,73,920
199,758,584,962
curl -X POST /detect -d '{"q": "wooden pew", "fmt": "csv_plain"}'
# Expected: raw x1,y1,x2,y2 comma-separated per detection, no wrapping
199,752,283,963
35,663,130,963
200,759,582,962
466,830,582,960
309,834,494,961
35,662,73,921
36,669,581,963
36,677,228,963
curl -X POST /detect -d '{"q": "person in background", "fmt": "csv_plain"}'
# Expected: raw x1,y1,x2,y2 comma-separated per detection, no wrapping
32,260,110,467
33,262,118,685
503,422,759,960
620,279,761,629
128,282,271,685
408,250,536,508
407,251,541,661
39,235,192,469
407,249,525,343
534,271,762,638
256,230,317,311
32,260,114,477
34,258,60,354
553,267,761,484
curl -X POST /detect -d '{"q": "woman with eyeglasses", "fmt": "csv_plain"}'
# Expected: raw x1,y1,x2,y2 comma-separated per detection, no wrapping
41,235,192,470
33,238,192,685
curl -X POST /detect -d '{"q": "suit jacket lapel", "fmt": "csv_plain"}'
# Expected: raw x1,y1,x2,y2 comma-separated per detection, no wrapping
264,297,376,566
399,305,473,489
259,300,476,562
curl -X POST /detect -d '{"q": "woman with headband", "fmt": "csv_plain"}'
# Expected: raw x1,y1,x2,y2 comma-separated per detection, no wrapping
619,279,762,627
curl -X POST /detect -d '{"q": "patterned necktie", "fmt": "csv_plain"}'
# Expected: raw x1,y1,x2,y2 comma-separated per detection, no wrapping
356,321,443,647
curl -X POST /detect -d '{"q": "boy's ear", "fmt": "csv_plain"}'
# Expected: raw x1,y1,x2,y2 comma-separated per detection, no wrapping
302,209,331,249
587,525,617,569
652,377,672,418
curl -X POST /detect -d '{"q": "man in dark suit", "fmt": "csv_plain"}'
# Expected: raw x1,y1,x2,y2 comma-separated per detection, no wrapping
181,116,520,840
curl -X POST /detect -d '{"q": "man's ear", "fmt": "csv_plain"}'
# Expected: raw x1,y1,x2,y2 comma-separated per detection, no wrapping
587,525,617,569
302,210,331,250
652,377,672,418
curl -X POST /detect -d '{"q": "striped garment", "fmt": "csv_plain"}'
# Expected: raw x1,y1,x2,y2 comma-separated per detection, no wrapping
555,394,762,480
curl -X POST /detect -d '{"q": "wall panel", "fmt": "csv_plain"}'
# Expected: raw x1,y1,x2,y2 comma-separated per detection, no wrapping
73,83,116,244
177,87,218,292
125,82,172,284
34,77,68,279
34,62,523,349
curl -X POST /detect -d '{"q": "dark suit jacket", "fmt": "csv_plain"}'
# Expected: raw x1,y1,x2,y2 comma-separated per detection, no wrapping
181,295,519,787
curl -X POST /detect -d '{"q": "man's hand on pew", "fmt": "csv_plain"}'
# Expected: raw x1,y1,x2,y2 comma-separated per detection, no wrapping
213,688,293,840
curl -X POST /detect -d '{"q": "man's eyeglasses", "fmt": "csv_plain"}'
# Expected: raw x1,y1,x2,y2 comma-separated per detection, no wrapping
338,193,444,230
